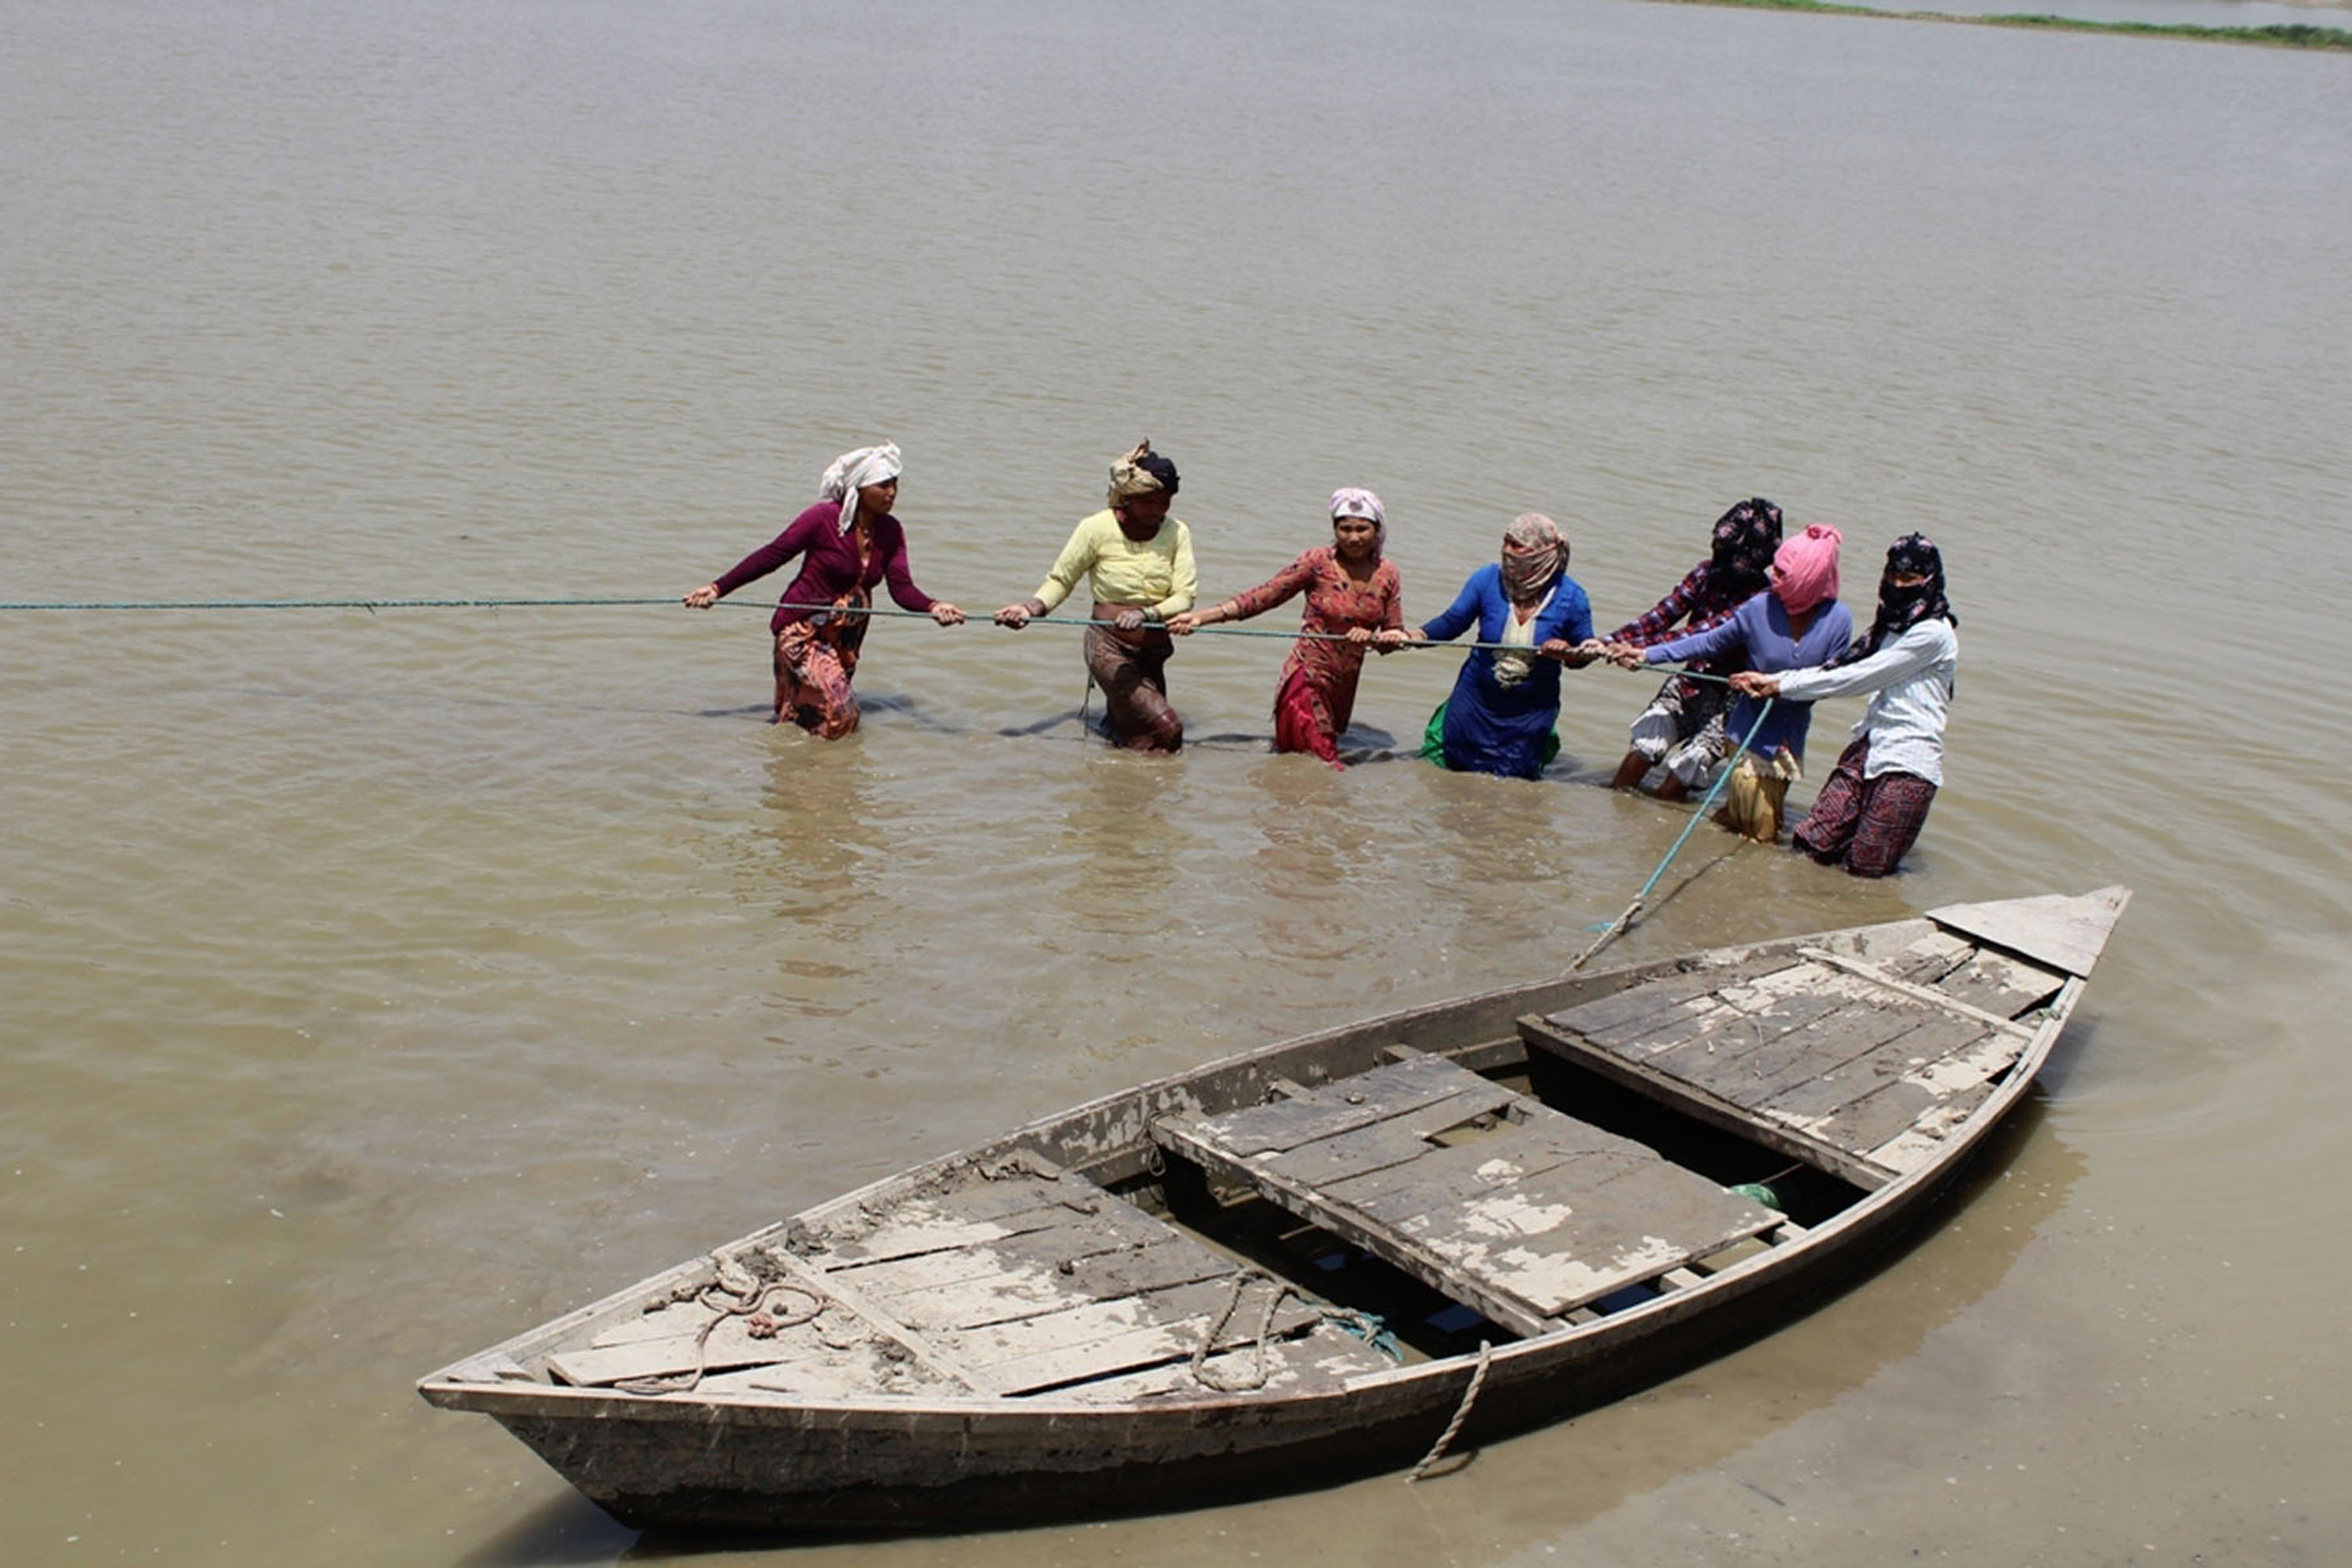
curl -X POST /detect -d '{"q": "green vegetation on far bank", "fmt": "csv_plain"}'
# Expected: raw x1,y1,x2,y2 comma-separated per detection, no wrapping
1655,0,2352,50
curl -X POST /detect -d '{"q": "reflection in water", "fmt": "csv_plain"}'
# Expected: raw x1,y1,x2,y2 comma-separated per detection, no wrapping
1243,756,1393,966
742,738,888,1017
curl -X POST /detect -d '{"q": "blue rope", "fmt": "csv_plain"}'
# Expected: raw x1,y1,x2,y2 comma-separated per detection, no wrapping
1570,697,1778,970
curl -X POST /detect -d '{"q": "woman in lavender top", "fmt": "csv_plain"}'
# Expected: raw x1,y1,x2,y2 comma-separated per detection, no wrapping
1604,523,1851,841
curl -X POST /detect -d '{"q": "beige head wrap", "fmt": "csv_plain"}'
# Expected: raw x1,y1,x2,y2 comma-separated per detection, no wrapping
1108,440,1170,501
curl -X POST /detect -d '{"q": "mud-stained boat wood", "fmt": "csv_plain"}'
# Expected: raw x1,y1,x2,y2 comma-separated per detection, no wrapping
418,887,2130,1537
1519,927,2076,1188
1152,1053,1780,1337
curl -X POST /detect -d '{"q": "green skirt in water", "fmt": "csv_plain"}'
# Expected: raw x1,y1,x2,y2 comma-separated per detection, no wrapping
1419,700,1561,771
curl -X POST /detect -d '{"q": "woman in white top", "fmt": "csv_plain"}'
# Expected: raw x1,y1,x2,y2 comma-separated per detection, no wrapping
1731,534,1958,877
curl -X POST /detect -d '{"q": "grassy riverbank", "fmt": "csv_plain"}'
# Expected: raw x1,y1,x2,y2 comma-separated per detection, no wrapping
1656,0,2352,49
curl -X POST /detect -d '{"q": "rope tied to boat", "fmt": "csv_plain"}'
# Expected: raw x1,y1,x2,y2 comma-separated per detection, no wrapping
1568,698,1777,973
615,1251,828,1396
1406,1338,1493,1483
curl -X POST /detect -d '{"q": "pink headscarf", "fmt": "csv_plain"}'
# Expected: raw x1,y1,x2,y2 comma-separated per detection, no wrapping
1772,524,1842,614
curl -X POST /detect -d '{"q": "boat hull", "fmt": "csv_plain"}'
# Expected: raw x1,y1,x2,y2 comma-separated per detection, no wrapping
420,889,2129,1535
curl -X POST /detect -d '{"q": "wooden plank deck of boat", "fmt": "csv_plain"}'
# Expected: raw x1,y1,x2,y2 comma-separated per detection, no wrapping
543,1151,1393,1403
1516,922,2076,1190
1149,1051,1783,1339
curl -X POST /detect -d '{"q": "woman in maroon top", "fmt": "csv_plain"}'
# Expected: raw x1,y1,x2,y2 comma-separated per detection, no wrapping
684,444,963,736
1169,487,1406,767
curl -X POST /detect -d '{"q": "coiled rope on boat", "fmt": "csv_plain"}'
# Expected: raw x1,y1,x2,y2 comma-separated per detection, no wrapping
614,1251,828,1396
1189,1270,1400,1393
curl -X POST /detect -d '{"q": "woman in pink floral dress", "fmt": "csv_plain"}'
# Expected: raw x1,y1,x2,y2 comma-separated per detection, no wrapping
1170,488,1406,767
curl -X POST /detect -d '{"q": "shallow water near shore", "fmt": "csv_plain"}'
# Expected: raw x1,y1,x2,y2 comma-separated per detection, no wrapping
5,2,2350,1564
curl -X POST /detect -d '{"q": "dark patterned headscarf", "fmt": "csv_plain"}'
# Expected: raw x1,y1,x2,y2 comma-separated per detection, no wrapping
1708,497,1783,593
1826,533,1955,669
1693,495,1778,611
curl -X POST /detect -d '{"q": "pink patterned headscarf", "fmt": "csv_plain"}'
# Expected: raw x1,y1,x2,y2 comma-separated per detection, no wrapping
1329,487,1387,557
1771,523,1843,614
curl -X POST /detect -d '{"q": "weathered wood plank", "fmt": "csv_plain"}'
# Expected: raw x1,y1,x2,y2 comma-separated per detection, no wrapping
943,1277,1328,1396
1543,956,1812,1047
1181,1052,1508,1157
1757,1011,1994,1120
549,1316,803,1387
1863,1081,1999,1173
1156,1055,1777,1333
1061,1321,1395,1403
1519,1010,1899,1189
1927,886,2130,978
1642,995,1932,1112
1248,1080,1522,1188
1928,949,2067,1020
1795,948,2040,1039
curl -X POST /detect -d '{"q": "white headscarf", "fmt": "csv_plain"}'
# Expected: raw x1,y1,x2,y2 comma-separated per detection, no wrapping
1328,487,1388,559
818,443,903,535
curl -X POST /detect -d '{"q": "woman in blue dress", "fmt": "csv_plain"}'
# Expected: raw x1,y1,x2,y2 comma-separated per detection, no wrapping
1408,513,1595,779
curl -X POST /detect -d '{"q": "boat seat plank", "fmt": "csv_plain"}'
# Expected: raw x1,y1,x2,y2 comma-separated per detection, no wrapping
1337,1146,1772,1320
838,1232,1238,1327
1243,1080,1524,1189
1523,945,2041,1189
1541,957,1807,1051
1180,1051,1513,1157
884,1236,1248,1336
1922,949,2067,1020
1642,996,1937,1110
1152,1055,1777,1337
1862,1081,1999,1173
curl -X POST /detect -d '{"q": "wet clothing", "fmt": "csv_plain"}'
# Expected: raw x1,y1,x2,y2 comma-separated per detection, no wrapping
1794,739,1939,877
772,610,864,738
1083,604,1183,751
1421,564,1594,779
1221,546,1404,764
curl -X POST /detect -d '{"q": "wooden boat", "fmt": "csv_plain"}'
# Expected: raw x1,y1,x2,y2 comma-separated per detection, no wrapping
419,887,2129,1534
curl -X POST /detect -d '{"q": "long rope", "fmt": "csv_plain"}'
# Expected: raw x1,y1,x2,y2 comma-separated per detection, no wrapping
1567,696,1777,973
0,594,1731,673
0,596,695,612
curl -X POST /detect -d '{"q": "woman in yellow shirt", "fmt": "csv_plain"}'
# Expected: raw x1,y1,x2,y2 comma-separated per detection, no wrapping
996,442,1197,751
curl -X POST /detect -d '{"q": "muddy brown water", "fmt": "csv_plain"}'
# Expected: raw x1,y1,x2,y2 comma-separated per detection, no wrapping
5,2,2349,1563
